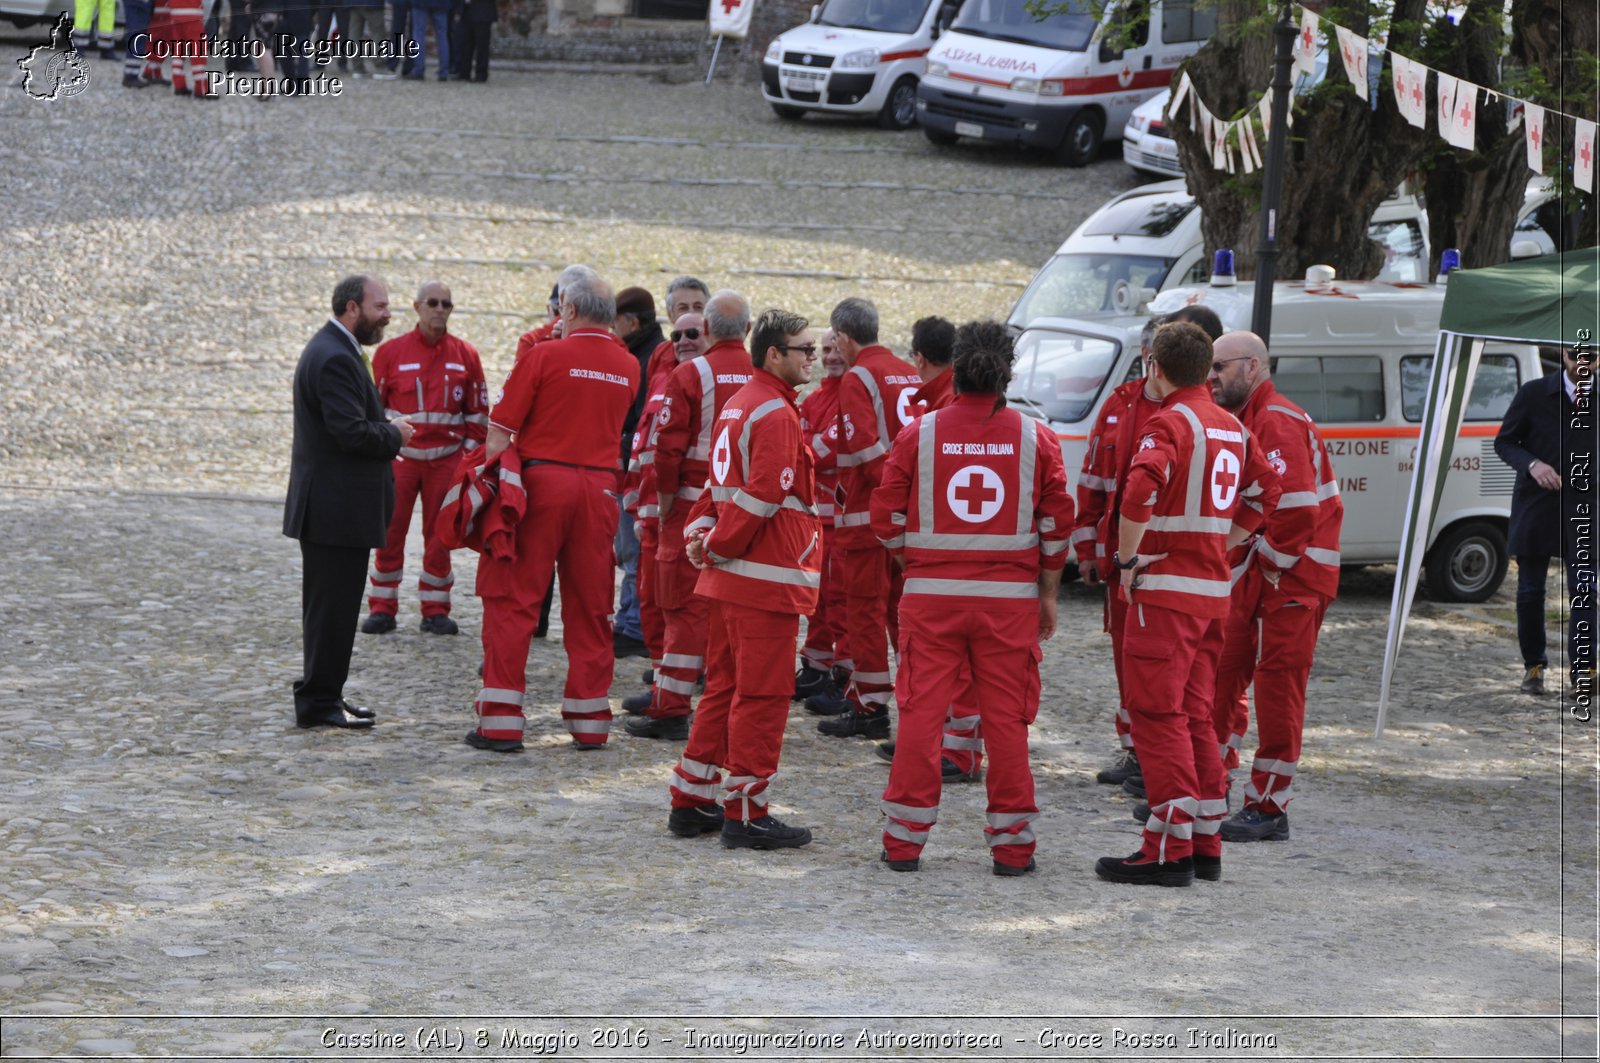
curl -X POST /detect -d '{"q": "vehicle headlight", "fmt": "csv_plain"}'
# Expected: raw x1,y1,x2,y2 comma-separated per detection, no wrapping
1010,76,1039,93
837,48,880,68
1038,78,1065,96
1130,114,1147,131
926,60,948,77
765,39,781,61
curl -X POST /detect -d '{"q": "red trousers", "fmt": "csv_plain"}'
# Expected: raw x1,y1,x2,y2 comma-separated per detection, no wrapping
841,544,900,711
652,506,708,720
800,526,849,672
167,1,209,94
474,464,618,747
1121,598,1227,862
1106,588,1135,750
369,455,457,618
1212,564,1328,815
670,600,800,819
636,523,665,667
881,604,1040,870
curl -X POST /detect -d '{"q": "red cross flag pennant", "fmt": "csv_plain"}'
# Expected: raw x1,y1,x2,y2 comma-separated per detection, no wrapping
708,0,753,39
1523,102,1545,174
1578,119,1596,194
1390,53,1427,128
1335,25,1368,101
1444,78,1478,150
1293,8,1319,80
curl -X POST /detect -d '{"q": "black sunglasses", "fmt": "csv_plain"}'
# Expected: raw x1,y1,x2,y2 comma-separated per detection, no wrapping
671,327,701,342
424,298,453,309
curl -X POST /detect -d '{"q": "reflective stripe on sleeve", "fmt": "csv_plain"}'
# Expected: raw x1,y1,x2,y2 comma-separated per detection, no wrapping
1148,515,1233,533
1276,490,1320,509
1258,541,1301,569
836,512,871,527
1304,546,1341,566
686,359,717,461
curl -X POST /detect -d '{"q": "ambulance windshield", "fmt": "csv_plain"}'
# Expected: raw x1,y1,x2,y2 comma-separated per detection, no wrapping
1006,329,1119,424
1007,253,1175,326
950,0,1097,49
816,0,934,34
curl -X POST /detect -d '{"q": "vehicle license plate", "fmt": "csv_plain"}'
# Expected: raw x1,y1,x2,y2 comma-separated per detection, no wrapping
955,121,984,138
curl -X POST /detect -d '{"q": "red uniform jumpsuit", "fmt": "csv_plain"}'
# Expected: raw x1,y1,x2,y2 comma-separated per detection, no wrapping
1212,382,1343,814
798,373,847,676
142,0,170,82
368,328,488,621
622,340,681,683
872,395,1074,870
166,0,209,94
1118,386,1274,864
473,329,639,747
648,339,753,722
669,368,822,820
834,346,923,715
1072,378,1165,753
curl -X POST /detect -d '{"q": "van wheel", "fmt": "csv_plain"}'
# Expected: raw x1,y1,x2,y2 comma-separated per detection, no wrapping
924,126,959,146
878,76,919,130
1423,520,1508,603
771,103,806,121
1055,109,1104,167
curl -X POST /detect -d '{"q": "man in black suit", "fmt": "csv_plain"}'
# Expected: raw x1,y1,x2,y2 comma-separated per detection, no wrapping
284,275,416,729
1495,343,1596,696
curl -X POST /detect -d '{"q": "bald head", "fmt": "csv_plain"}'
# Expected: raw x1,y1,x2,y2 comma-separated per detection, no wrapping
704,289,751,342
1209,330,1269,411
414,280,454,341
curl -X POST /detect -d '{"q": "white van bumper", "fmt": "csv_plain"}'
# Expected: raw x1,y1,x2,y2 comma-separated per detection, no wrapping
761,57,894,116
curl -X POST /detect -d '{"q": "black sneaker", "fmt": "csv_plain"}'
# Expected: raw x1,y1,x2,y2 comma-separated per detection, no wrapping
1132,802,1151,823
1194,853,1222,882
804,690,852,716
942,757,980,783
1094,851,1193,887
624,714,689,740
875,741,895,762
613,631,649,659
721,814,812,850
794,665,832,700
420,615,459,636
621,691,654,715
880,849,919,872
1096,749,1139,785
993,857,1036,877
641,668,654,685
1219,808,1290,842
668,804,724,838
1121,774,1146,799
360,612,396,635
818,708,889,739
463,729,522,753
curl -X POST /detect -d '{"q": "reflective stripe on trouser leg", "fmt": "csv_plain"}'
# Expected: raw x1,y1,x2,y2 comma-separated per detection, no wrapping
556,470,622,746
1122,601,1210,863
670,754,723,809
941,665,984,776
1212,564,1262,771
1141,796,1197,864
653,564,707,719
1244,597,1323,814
675,601,737,809
1186,618,1229,857
370,453,424,615
475,593,540,742
883,799,938,849
969,610,1039,869
723,775,770,823
842,545,893,711
416,456,459,617
1107,584,1135,751
720,603,801,822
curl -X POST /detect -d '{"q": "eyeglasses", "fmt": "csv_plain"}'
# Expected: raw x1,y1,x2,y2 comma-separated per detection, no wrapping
424,298,453,309
1209,357,1250,373
671,327,701,342
779,344,818,358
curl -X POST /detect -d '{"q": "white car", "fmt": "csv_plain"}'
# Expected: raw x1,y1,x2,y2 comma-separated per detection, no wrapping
1122,90,1182,177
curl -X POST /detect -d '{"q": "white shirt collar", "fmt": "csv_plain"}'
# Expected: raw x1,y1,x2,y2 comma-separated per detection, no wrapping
329,317,363,354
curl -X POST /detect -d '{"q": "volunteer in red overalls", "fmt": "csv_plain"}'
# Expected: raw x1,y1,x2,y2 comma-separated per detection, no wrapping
874,320,1074,875
626,290,754,740
620,312,710,715
361,281,487,637
816,297,923,740
667,308,823,849
796,328,849,703
466,274,640,752
1075,306,1225,792
166,0,212,97
1208,330,1343,843
1096,321,1274,887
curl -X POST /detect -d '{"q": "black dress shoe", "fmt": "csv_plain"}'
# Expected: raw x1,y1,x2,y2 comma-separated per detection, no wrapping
338,700,376,720
464,729,523,752
420,615,459,635
360,612,396,635
624,714,689,740
296,707,374,730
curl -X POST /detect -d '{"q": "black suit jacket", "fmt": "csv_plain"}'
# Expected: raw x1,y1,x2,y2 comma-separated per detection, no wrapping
1494,370,1595,558
282,321,402,549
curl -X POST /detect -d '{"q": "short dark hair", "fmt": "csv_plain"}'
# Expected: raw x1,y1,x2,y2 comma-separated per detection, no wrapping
1152,321,1214,387
951,320,1015,411
751,308,809,369
911,316,956,366
830,297,879,345
1163,304,1224,341
332,275,369,317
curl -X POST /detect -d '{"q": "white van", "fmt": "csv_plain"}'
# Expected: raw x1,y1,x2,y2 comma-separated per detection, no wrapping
762,0,954,129
1006,274,1539,601
1006,179,1431,325
915,0,1213,164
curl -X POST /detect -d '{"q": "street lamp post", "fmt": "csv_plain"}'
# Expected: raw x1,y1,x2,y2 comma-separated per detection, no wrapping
1251,0,1298,343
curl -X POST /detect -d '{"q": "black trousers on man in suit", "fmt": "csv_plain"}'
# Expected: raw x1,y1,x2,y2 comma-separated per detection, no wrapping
294,540,371,720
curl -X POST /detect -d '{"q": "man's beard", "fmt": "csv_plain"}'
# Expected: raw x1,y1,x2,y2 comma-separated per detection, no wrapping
353,313,387,346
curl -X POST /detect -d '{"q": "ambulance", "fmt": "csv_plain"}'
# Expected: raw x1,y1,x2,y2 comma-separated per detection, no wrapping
916,0,1213,165
1006,269,1540,601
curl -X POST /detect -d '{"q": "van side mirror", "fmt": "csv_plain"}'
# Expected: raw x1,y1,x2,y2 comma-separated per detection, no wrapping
1098,38,1124,63
937,1,958,29
810,3,821,21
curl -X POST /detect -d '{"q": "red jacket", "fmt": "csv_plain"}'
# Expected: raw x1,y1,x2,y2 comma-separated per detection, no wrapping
799,374,843,526
489,328,639,470
372,328,488,463
909,367,955,415
835,346,922,547
1072,378,1165,578
437,449,527,559
1120,385,1275,619
685,368,821,615
654,339,754,517
623,346,689,525
871,394,1075,612
1237,381,1344,601
513,320,560,363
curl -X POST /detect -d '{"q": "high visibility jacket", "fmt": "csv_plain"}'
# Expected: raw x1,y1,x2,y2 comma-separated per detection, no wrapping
622,344,684,524
513,320,560,364
372,328,488,463
1120,385,1275,619
1237,381,1344,601
909,367,954,415
799,374,843,527
835,346,923,547
654,339,753,516
685,368,822,615
437,449,527,558
1071,378,1164,578
489,329,639,470
870,394,1074,611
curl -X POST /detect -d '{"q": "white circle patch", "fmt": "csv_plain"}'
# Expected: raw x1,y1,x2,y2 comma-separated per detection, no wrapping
1210,449,1241,510
946,464,1005,524
453,385,464,402
712,426,733,484
896,388,917,427
779,467,795,490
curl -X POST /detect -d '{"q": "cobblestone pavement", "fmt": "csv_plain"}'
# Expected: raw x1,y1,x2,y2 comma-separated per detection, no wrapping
0,51,1596,1060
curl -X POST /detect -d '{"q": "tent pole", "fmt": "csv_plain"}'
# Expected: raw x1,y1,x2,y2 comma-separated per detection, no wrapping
706,35,724,84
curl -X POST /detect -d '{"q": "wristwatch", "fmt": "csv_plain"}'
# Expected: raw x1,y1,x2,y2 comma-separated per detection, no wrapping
1112,552,1139,571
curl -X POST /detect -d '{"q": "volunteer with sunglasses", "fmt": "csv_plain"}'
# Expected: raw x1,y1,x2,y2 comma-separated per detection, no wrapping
362,280,488,637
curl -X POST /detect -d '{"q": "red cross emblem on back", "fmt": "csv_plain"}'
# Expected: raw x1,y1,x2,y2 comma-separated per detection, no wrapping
954,472,998,515
945,464,1005,524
